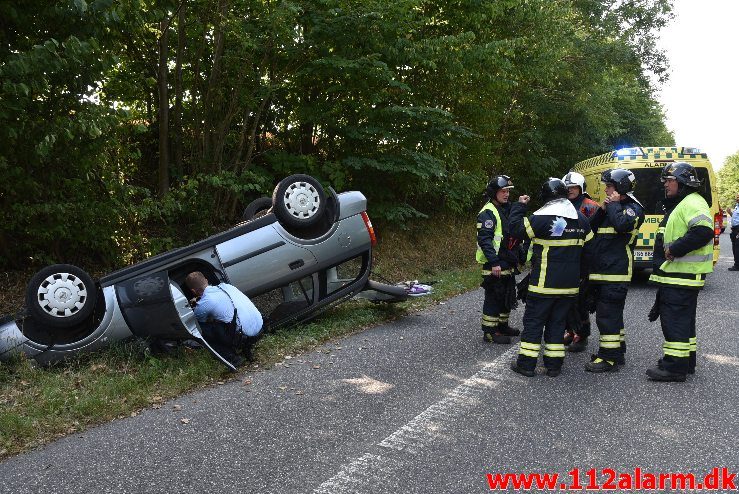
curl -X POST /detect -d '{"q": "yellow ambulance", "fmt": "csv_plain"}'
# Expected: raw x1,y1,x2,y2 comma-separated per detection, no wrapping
571,146,721,269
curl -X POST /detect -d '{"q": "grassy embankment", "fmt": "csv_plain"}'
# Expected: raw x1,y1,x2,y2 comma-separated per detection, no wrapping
0,217,482,459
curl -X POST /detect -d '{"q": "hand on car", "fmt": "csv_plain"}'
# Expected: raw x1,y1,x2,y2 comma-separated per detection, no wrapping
518,195,530,204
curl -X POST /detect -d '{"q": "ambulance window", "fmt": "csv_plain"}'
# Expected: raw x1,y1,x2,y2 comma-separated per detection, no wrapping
632,169,665,214
631,167,712,214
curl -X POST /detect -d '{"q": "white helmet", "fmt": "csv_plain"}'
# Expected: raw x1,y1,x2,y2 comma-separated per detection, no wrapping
562,171,586,193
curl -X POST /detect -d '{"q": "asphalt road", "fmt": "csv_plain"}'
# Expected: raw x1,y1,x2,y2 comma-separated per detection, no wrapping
1,232,738,493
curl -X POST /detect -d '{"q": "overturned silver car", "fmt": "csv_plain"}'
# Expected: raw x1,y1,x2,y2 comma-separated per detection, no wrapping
0,175,406,370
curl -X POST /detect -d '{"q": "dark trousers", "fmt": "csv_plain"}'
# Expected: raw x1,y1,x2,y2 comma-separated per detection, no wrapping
517,295,573,371
481,275,513,333
200,321,239,362
594,283,628,361
574,285,591,338
658,286,698,375
731,226,739,267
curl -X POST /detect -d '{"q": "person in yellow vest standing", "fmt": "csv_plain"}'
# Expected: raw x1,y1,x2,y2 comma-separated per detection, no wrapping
476,175,521,344
647,162,714,382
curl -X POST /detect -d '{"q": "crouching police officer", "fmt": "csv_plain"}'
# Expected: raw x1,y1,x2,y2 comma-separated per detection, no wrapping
562,171,600,351
508,178,593,377
647,162,714,382
584,169,645,372
476,175,521,344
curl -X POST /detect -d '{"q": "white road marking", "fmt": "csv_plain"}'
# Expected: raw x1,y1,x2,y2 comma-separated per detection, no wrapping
312,346,520,493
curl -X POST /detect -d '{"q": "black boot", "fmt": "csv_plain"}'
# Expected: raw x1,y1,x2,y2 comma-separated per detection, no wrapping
239,335,260,361
545,368,561,377
597,353,625,366
585,357,618,373
510,361,535,377
567,335,588,353
646,366,686,382
658,357,693,374
498,323,520,337
483,330,511,344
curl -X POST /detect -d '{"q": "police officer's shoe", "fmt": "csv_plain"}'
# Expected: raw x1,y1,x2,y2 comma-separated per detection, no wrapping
546,368,561,377
728,265,739,271
229,355,247,369
510,362,535,377
646,366,686,382
585,358,618,373
567,335,588,353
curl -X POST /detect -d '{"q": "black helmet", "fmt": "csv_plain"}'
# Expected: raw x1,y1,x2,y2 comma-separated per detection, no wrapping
485,175,514,198
601,168,636,195
540,178,568,203
660,161,702,188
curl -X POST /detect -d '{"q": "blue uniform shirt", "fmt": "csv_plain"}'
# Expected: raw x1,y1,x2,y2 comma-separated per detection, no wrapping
731,204,739,227
194,284,263,336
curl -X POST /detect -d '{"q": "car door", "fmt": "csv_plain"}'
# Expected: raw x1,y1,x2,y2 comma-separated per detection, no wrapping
114,270,237,370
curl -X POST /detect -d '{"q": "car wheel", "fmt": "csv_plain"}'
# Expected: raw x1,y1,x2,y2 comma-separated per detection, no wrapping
272,174,327,228
243,197,273,221
26,264,97,327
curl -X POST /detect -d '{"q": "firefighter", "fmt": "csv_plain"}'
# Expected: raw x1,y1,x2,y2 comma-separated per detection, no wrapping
584,168,645,372
562,171,600,352
476,175,521,344
647,162,714,382
508,178,593,377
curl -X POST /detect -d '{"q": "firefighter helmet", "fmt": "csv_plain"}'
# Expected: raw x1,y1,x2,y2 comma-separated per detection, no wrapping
562,172,587,193
485,175,514,198
540,178,568,203
601,168,637,195
660,162,702,189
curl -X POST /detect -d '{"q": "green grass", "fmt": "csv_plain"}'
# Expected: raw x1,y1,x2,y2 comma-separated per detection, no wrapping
0,217,481,458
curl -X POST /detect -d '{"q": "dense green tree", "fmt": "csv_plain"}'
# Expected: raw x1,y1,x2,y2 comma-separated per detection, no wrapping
0,0,677,268
718,151,739,210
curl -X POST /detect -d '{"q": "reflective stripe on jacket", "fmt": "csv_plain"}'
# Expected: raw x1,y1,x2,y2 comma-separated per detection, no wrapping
476,202,503,265
509,202,593,297
649,192,714,289
588,198,645,283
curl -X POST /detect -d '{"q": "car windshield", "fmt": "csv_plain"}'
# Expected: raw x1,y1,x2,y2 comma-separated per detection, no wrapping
631,167,712,215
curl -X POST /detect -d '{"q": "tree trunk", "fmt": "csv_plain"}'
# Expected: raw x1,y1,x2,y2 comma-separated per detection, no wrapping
174,3,186,176
157,19,170,197
202,0,229,171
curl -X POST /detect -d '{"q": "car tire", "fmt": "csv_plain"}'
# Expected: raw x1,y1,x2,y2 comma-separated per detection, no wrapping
243,197,273,221
26,264,97,328
272,174,327,228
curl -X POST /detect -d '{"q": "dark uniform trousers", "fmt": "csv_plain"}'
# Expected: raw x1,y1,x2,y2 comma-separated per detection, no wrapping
658,286,698,375
200,320,240,362
481,272,514,334
575,281,592,339
517,295,573,371
594,283,628,361
732,226,739,267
